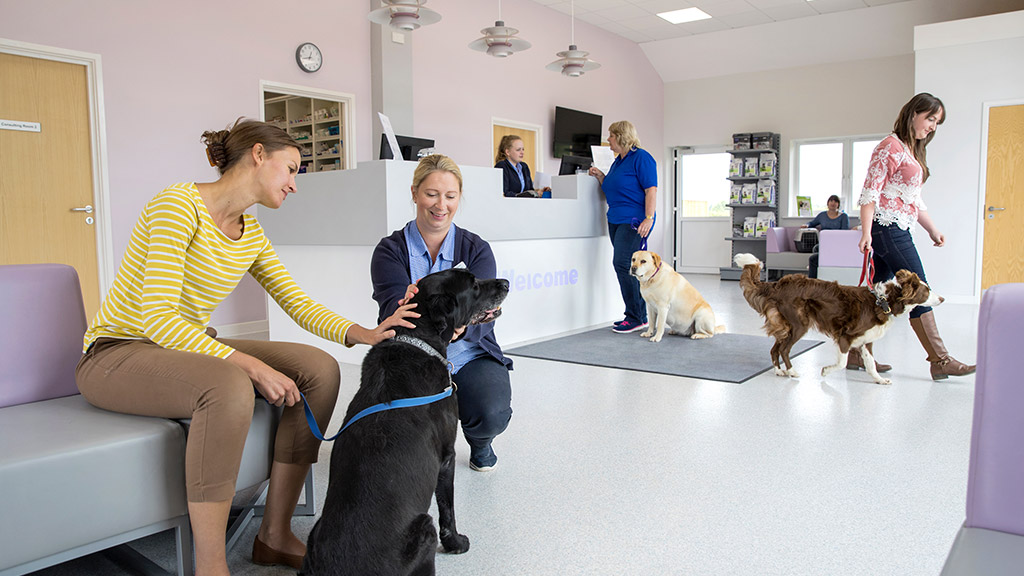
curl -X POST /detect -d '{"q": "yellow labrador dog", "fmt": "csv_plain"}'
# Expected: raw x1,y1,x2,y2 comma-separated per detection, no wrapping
630,250,725,342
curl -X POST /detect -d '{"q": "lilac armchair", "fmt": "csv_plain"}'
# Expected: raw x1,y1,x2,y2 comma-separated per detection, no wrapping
817,230,863,285
940,283,1024,574
765,227,810,279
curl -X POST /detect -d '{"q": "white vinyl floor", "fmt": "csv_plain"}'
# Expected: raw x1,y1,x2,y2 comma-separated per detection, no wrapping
31,273,980,576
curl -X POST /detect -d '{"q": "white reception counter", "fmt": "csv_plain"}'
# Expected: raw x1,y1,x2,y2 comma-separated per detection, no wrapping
257,160,621,364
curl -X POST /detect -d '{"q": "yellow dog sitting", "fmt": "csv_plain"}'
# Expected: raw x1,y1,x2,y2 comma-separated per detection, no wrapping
629,250,725,342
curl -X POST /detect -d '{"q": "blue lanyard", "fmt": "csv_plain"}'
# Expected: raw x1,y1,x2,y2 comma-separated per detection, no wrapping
300,386,454,442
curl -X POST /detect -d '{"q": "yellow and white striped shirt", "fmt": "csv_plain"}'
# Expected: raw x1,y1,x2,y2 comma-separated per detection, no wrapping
84,183,353,358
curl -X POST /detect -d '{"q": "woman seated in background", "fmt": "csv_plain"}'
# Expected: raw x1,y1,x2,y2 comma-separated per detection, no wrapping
803,194,849,279
371,154,513,472
495,134,550,198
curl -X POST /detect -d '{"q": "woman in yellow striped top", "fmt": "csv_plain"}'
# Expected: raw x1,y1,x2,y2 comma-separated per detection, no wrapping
76,119,417,575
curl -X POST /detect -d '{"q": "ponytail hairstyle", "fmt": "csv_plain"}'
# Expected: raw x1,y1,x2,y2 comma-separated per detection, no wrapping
495,135,523,165
200,118,300,175
892,93,945,182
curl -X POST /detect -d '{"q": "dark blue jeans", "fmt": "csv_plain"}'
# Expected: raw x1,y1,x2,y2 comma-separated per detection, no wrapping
452,355,512,464
871,222,931,318
608,221,648,324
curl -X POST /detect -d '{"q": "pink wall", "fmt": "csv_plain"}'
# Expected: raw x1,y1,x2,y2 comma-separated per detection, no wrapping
0,0,663,328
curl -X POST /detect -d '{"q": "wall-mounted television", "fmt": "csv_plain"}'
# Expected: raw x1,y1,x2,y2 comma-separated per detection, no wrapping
552,106,602,159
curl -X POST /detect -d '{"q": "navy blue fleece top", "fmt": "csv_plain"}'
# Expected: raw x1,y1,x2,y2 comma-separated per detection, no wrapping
370,224,512,371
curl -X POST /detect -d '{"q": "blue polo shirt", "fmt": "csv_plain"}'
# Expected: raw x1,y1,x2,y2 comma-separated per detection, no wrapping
403,221,486,373
603,147,658,224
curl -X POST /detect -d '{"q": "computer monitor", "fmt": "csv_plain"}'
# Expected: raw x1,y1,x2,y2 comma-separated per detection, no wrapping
558,155,592,176
379,134,435,161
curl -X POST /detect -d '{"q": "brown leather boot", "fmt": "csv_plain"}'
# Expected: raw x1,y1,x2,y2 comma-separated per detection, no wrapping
847,343,892,373
909,311,976,380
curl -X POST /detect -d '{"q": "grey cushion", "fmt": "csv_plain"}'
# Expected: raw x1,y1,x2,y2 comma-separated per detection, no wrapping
0,395,187,570
765,251,810,271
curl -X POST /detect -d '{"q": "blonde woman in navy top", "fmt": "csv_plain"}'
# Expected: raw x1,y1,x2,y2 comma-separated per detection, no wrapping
495,134,550,198
587,120,658,333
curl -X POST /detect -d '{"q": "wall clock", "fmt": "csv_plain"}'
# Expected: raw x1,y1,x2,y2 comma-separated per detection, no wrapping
296,42,322,73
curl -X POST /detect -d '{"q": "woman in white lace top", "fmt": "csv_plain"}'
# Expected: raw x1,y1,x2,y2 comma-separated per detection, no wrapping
857,92,974,381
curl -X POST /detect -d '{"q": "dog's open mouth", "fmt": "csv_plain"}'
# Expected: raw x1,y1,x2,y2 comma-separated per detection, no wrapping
471,307,502,324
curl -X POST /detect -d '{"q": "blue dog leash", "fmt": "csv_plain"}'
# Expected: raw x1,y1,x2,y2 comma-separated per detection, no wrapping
300,335,455,442
631,215,655,251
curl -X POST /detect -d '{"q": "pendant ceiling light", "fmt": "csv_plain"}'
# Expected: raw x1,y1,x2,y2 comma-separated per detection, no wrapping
468,0,532,58
367,0,441,32
546,0,599,77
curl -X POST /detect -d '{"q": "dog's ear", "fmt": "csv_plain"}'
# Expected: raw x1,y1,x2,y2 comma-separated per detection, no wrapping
424,292,456,335
651,252,661,269
895,270,920,300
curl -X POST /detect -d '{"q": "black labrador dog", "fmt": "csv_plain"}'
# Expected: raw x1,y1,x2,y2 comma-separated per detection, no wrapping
302,268,509,576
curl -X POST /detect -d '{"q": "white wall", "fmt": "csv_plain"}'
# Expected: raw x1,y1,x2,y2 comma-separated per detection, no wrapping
665,55,913,273
914,10,1024,301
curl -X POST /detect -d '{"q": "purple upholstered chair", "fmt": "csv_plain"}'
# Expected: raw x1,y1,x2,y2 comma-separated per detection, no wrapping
817,229,863,285
765,227,810,279
940,282,1024,574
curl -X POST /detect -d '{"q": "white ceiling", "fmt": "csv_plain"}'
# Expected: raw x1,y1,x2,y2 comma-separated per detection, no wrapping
530,0,912,43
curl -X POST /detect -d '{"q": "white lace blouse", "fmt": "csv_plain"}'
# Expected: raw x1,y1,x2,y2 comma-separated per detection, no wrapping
858,134,928,231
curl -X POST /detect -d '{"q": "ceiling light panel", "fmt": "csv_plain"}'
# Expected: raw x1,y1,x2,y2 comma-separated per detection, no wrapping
657,7,712,23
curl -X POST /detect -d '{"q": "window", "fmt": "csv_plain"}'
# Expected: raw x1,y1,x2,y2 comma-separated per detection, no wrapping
791,135,884,217
678,149,731,218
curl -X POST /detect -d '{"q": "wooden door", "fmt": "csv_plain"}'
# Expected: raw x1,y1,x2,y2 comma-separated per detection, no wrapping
0,52,100,317
981,104,1024,289
492,124,538,171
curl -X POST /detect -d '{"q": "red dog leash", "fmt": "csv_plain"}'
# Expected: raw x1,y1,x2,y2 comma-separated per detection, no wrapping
859,249,875,290
860,248,893,315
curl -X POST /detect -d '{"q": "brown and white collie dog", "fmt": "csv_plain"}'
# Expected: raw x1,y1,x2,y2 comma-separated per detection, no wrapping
733,253,943,385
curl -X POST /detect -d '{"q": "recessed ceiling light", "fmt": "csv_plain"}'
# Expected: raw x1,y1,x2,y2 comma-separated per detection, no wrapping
656,7,712,24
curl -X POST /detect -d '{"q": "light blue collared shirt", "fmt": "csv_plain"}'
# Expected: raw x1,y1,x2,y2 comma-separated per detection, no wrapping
403,221,486,373
510,159,525,193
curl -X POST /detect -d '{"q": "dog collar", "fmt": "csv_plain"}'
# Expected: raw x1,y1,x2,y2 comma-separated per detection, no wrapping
394,335,455,374
648,264,662,282
873,287,893,316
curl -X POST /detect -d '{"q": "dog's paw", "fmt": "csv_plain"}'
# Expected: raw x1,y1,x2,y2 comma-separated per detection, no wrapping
690,333,711,340
649,334,663,342
821,365,839,377
787,368,800,378
774,367,788,377
441,533,470,554
640,330,653,338
874,377,892,386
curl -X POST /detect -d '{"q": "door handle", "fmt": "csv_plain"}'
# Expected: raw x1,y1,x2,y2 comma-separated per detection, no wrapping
71,205,94,214
988,206,1005,212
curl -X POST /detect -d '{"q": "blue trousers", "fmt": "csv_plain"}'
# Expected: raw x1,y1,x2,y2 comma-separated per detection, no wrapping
452,355,512,456
608,221,648,324
871,222,931,319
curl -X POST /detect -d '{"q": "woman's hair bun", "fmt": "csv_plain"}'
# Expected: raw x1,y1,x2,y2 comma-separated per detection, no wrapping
201,129,230,169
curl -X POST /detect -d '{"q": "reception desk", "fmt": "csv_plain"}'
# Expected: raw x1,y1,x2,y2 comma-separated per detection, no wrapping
258,160,621,364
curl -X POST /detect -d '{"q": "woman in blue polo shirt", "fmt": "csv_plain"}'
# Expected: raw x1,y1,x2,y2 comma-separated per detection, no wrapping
588,120,658,333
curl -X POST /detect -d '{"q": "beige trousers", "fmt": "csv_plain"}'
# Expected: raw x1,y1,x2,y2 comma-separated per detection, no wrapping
76,336,340,502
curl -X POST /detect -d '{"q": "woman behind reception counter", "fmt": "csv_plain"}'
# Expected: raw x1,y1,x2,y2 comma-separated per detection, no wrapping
495,134,550,198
